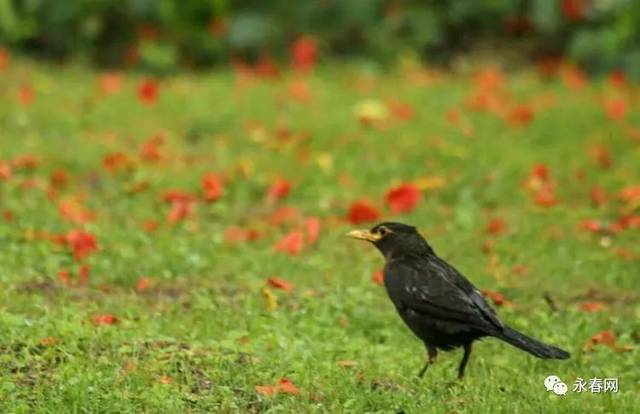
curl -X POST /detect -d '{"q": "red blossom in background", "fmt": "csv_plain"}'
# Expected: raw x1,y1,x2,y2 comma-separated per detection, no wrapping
608,70,627,89
254,55,280,79
58,198,95,224
288,80,312,103
66,229,98,260
387,100,414,121
304,217,321,245
474,67,504,91
167,200,195,223
561,0,588,22
78,264,90,286
136,277,152,292
523,163,558,207
534,185,558,207
103,152,131,172
224,226,261,244
18,85,35,106
267,178,292,202
269,206,300,226
506,104,534,127
50,169,69,189
202,173,224,202
579,302,607,312
486,218,508,235
385,183,421,214
590,185,607,207
0,161,11,181
140,134,164,162
563,65,587,89
290,36,318,72
275,230,304,255
256,378,300,397
92,314,119,325
347,200,381,224
99,72,122,94
588,144,612,169
482,290,511,307
137,79,158,105
604,98,628,121
619,185,640,203
0,47,9,71
58,269,72,287
372,270,384,285
267,277,294,292
580,218,603,233
163,189,196,205
13,154,39,170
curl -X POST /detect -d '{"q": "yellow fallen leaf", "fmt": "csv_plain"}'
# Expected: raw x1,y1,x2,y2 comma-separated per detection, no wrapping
262,287,278,311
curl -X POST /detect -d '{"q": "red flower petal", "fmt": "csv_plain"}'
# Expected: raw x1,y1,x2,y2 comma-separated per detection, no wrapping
277,378,300,395
586,330,617,351
385,183,421,214
266,277,294,292
579,302,607,312
481,289,511,307
255,385,278,397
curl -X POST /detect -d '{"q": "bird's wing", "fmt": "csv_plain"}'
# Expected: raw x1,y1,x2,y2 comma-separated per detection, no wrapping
392,258,503,331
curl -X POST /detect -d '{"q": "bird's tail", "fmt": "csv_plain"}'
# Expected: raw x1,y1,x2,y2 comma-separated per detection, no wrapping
496,326,570,359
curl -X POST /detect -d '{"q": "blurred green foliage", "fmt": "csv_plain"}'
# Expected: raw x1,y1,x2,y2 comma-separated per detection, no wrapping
1,0,640,75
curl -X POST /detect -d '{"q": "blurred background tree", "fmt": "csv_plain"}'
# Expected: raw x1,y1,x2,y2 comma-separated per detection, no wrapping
1,0,639,77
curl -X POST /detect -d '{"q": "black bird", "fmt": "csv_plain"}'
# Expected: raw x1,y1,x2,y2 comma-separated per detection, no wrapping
347,222,570,379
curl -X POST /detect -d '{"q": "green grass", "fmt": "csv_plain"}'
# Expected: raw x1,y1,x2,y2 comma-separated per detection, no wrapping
0,61,639,413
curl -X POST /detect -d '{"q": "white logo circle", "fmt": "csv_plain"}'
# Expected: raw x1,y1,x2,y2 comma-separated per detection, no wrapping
544,375,561,391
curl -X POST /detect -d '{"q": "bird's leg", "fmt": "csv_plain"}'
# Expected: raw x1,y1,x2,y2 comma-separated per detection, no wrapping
417,345,437,378
457,343,473,379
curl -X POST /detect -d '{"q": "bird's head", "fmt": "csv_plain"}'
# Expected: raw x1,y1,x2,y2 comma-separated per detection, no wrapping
347,222,433,259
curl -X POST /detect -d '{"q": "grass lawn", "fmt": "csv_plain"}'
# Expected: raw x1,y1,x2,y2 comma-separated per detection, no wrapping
0,61,639,413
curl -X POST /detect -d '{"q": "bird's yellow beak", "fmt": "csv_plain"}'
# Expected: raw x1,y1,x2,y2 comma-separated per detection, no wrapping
346,229,381,242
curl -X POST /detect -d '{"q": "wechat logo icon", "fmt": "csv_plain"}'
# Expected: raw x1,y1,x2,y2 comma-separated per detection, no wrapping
544,375,568,396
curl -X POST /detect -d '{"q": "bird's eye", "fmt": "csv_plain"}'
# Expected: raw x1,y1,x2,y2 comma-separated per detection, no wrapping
378,227,388,236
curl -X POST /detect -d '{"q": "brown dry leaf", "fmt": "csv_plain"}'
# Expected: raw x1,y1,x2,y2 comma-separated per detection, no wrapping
338,360,358,368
